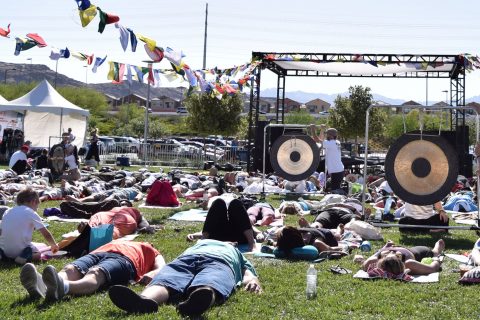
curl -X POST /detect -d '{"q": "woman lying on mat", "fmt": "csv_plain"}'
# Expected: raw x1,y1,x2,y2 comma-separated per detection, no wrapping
361,239,444,276
274,226,347,255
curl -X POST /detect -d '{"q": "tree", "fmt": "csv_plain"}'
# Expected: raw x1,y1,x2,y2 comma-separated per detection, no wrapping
284,109,315,125
329,86,386,145
184,92,243,136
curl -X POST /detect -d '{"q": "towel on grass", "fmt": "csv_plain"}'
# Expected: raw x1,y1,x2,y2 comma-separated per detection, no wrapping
353,270,439,283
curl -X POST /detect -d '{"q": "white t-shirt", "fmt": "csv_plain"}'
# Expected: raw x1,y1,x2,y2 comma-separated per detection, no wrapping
9,150,27,168
323,139,344,174
404,203,436,220
65,154,78,169
0,205,45,258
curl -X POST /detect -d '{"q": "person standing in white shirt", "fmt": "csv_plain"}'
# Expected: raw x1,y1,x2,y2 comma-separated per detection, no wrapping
310,124,344,191
0,187,58,264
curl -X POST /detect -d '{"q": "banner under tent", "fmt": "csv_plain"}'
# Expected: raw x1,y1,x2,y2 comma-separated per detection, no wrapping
0,80,89,148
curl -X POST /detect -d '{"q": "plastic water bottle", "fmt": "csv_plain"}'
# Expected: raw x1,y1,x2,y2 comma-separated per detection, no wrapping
306,264,317,299
360,241,371,252
374,208,382,221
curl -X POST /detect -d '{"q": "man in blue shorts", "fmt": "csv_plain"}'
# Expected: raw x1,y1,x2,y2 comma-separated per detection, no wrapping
19,240,164,301
108,239,262,317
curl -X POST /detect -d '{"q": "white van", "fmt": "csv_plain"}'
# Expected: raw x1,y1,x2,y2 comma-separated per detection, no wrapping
176,107,188,114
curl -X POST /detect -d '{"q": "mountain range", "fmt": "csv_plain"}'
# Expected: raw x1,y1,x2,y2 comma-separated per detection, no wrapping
1,62,479,105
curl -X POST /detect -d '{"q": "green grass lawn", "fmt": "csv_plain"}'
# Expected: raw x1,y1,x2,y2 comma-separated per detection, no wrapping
1,194,480,319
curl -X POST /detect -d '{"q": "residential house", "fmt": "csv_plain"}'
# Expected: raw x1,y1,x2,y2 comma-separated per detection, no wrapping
305,98,331,113
104,93,122,110
466,101,480,115
150,95,181,112
400,100,422,113
283,98,301,113
120,93,148,108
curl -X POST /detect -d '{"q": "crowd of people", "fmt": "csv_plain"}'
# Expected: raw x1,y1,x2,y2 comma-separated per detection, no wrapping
0,125,480,317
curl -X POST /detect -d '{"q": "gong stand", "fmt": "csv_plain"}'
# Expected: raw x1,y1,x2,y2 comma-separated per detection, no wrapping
362,104,480,230
262,123,322,197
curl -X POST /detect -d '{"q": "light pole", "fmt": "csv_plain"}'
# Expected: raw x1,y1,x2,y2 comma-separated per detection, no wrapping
4,68,16,84
83,65,88,85
442,90,448,105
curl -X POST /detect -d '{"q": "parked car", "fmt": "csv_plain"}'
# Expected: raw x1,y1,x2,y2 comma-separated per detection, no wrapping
177,107,188,114
112,136,140,153
98,136,116,153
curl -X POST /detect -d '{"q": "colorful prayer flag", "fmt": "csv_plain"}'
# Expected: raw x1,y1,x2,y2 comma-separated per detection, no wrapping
97,7,120,34
79,4,97,28
92,55,107,73
0,23,11,38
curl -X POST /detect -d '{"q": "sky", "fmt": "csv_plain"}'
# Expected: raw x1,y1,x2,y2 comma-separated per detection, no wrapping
0,0,479,103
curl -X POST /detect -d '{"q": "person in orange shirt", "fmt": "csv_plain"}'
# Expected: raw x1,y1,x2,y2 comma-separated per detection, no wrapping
88,207,151,238
19,240,164,301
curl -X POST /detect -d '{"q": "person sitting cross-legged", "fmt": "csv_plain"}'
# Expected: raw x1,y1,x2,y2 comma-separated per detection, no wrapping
108,239,261,318
19,240,164,301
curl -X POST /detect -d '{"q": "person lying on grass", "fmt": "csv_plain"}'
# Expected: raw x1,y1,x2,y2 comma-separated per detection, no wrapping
0,187,58,264
19,240,164,301
274,225,348,256
361,239,445,276
108,239,261,318
186,198,256,251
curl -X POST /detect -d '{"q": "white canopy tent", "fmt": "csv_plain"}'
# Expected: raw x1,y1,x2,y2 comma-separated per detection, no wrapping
0,80,89,148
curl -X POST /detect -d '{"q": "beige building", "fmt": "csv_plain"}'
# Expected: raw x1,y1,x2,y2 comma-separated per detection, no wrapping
304,98,331,113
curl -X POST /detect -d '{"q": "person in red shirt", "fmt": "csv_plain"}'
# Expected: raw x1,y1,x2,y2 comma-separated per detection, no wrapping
19,240,164,301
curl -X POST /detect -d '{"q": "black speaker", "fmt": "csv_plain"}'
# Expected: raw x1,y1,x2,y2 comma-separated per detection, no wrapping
253,123,305,173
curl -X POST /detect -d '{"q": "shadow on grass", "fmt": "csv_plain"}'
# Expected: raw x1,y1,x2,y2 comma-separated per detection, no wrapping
399,232,476,249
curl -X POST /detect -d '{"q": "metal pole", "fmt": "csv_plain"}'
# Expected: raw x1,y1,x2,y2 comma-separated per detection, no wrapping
425,76,428,106
4,68,16,84
202,2,208,70
361,106,371,217
84,65,88,85
54,60,59,88
144,65,151,165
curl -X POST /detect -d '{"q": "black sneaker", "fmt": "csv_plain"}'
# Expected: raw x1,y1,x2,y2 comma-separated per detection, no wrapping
15,246,33,265
177,286,216,317
20,263,46,299
108,285,158,314
42,265,65,301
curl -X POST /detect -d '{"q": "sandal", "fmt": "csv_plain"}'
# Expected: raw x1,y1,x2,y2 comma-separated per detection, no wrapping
318,251,347,260
330,265,352,275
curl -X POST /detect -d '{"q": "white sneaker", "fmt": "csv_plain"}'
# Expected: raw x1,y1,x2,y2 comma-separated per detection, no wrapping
42,265,65,301
20,263,46,299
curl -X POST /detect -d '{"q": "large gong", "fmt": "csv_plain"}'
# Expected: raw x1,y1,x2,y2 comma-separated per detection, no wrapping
270,134,320,181
385,134,458,205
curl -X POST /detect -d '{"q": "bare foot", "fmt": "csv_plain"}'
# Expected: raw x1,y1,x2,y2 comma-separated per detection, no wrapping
433,239,445,256
385,240,395,248
338,223,345,235
298,217,310,228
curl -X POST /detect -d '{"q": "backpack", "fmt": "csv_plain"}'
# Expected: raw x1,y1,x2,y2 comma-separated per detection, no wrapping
146,180,180,207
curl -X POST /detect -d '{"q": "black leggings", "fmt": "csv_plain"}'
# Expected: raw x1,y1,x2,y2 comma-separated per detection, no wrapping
60,199,120,219
408,246,434,262
11,160,28,175
202,198,253,245
399,214,449,232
